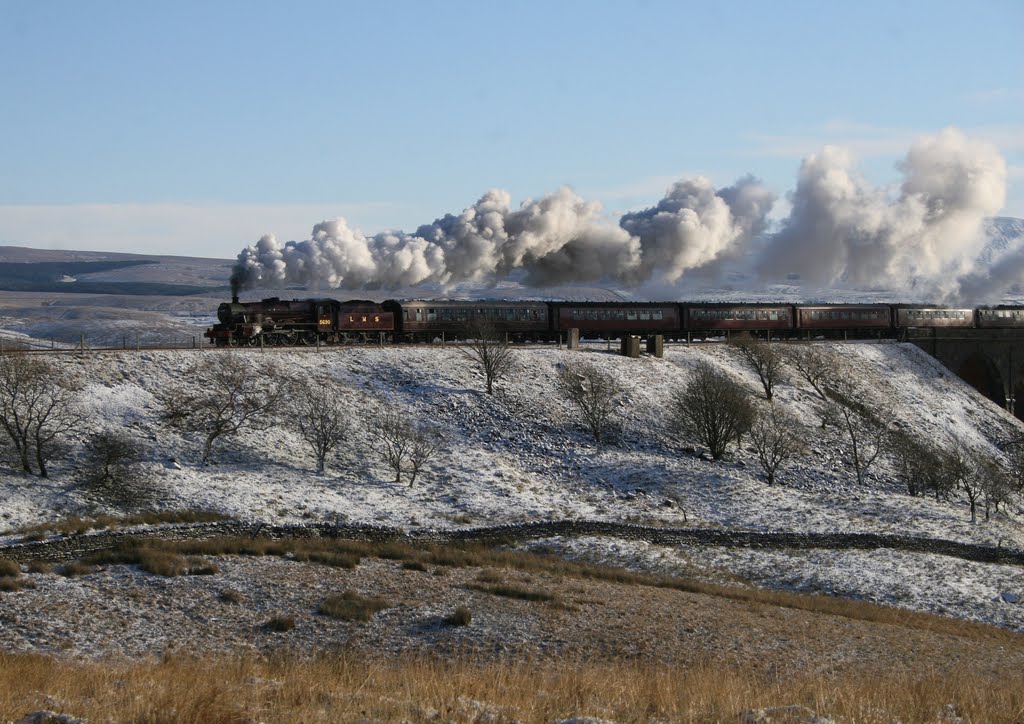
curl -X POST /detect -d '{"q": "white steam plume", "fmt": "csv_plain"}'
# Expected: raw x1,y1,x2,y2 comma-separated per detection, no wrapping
231,127,1009,300
231,181,772,293
758,127,1007,299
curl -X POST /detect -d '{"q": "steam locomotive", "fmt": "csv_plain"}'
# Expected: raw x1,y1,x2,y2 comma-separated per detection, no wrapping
204,295,1024,346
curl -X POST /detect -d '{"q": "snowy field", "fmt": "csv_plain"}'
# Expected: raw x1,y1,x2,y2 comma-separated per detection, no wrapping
2,339,1024,630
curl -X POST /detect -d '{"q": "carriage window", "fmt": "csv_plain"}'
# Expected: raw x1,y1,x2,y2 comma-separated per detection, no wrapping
627,310,637,321
639,311,650,320
653,310,663,320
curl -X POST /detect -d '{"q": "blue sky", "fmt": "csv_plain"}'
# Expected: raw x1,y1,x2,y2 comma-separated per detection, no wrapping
0,0,1021,258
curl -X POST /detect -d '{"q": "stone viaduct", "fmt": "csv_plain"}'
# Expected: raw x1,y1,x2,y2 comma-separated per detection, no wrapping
905,328,1024,420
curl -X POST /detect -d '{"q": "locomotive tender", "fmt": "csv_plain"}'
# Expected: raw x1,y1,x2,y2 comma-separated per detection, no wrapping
205,295,1024,346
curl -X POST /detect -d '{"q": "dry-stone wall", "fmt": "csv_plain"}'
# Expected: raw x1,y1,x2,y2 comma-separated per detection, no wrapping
2,519,1023,566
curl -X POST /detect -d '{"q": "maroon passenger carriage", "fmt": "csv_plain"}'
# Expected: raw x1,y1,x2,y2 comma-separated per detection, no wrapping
383,299,550,342
548,302,680,339
894,306,974,328
795,305,892,336
683,303,793,337
977,306,1024,328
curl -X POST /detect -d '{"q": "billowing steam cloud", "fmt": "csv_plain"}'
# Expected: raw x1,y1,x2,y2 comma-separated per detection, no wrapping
231,181,771,295
232,126,1010,301
760,127,1007,299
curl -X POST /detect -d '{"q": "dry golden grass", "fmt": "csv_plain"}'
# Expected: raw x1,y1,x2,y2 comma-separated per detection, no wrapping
54,535,1021,647
12,510,230,540
0,652,1022,723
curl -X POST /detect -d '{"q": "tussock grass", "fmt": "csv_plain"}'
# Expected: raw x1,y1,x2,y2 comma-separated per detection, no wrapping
318,591,392,622
14,510,230,541
0,577,33,592
218,588,243,604
264,615,296,632
58,561,93,578
26,560,51,575
0,557,20,577
0,653,1021,723
467,582,557,603
84,547,218,577
446,606,472,626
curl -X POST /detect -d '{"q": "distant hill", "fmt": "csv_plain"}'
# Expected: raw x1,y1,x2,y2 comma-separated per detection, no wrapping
0,246,232,295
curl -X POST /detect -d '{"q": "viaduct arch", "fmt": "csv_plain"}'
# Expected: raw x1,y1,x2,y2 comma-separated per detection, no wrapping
905,328,1024,421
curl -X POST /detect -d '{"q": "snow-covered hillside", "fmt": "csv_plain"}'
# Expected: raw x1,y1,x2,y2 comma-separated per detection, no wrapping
2,340,1023,629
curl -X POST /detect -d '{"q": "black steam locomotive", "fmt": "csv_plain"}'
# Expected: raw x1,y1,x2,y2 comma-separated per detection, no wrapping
205,295,1024,346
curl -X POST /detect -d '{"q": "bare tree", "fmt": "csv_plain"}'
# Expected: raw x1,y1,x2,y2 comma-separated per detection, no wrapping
373,410,412,484
1001,437,1024,497
731,335,785,400
293,376,350,473
748,404,803,485
555,356,621,444
977,456,1013,520
0,353,83,477
671,360,755,460
459,318,516,395
784,346,842,428
892,431,937,497
826,378,895,486
947,440,986,524
407,424,444,487
155,354,289,464
371,408,443,486
81,430,154,509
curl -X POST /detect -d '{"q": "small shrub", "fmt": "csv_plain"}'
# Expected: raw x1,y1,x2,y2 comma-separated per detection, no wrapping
80,430,153,509
265,615,295,632
318,591,392,622
0,558,20,577
219,589,243,604
59,561,94,577
401,560,427,572
446,606,472,626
